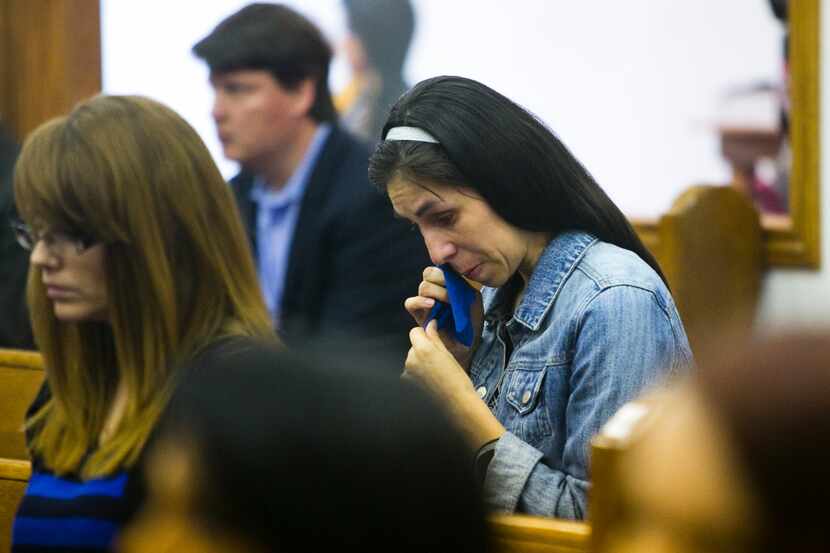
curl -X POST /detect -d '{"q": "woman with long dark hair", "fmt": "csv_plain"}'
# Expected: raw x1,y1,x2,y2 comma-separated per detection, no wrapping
369,76,692,519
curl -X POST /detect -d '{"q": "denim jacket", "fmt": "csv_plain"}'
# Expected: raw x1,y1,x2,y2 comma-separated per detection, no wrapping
471,231,692,520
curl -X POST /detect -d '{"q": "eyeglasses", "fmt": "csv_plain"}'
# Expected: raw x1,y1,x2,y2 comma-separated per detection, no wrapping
10,219,97,255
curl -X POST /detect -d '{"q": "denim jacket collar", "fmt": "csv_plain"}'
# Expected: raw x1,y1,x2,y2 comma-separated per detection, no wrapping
486,231,597,332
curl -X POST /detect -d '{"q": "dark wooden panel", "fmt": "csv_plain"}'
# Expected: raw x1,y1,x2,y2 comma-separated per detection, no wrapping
1,0,101,142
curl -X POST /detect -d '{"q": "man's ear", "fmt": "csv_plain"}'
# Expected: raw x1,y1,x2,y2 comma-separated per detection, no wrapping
290,78,317,118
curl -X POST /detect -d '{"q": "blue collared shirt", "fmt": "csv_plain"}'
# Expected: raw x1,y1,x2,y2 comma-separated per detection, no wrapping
471,231,692,519
250,124,332,324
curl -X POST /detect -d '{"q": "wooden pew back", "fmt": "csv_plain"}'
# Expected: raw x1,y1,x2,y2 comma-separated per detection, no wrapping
589,395,664,553
633,184,763,355
0,349,44,460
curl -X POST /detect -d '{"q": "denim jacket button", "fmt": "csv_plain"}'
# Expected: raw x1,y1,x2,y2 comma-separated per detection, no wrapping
521,390,532,404
477,386,487,398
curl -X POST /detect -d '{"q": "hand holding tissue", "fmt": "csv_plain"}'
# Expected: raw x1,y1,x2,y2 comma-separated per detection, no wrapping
423,264,477,347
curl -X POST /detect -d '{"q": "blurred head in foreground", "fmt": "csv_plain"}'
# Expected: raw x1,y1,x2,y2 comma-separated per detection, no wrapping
609,333,830,553
119,347,490,553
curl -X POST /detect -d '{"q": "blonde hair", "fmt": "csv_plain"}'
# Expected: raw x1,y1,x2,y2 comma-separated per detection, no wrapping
14,95,275,477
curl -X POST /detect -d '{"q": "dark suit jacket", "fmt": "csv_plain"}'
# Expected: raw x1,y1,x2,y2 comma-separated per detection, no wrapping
0,126,34,349
230,126,430,363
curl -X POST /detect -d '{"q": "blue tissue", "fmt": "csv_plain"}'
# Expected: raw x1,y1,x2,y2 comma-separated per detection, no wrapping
423,264,476,347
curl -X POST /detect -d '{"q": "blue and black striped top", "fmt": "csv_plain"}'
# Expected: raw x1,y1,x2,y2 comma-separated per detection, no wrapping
11,386,146,553
11,337,267,552
12,468,143,552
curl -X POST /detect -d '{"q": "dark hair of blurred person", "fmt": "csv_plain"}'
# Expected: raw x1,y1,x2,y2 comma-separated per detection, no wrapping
11,95,275,552
699,333,830,553
119,347,491,553
612,333,830,553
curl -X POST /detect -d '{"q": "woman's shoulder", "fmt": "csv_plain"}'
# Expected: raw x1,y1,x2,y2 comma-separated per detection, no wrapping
575,240,668,293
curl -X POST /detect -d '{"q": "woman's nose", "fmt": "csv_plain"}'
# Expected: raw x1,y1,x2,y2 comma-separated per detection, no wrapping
424,232,457,265
29,240,57,269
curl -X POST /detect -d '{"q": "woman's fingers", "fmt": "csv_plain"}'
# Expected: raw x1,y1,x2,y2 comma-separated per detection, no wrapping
408,324,428,348
423,265,446,286
406,324,444,376
404,296,435,324
418,280,449,303
424,319,448,349
409,320,449,354
405,266,449,325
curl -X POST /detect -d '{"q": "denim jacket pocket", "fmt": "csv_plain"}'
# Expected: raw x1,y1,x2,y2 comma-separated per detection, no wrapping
502,366,553,445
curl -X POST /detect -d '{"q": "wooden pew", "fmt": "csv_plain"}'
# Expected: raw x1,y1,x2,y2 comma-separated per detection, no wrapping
486,398,656,553
0,349,42,549
0,349,44,460
632,184,763,356
0,458,30,553
589,395,665,553
490,514,590,553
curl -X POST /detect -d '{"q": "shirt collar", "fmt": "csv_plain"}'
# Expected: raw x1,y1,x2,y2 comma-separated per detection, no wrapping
487,230,597,331
249,123,332,208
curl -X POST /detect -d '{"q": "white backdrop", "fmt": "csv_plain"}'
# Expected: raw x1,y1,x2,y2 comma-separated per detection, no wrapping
102,0,782,218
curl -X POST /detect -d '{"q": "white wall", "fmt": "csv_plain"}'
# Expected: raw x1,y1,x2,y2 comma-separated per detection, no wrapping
102,0,781,218
103,1,822,328
406,1,780,218
756,0,830,330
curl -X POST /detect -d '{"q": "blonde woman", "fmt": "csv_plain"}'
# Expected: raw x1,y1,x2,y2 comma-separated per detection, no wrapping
10,95,275,552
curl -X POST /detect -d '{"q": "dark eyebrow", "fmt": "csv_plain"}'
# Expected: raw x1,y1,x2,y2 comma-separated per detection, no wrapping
415,200,438,219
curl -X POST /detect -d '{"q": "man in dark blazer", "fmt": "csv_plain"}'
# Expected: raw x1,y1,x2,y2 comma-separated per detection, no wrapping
0,122,35,349
193,3,429,361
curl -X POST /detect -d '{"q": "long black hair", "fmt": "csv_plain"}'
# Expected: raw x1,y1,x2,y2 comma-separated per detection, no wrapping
368,75,666,285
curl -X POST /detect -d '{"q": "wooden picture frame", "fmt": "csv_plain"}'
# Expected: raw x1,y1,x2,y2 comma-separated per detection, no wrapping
633,0,820,268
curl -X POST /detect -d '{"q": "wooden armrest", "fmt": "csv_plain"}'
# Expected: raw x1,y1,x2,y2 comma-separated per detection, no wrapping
489,514,590,553
0,349,44,371
0,459,31,482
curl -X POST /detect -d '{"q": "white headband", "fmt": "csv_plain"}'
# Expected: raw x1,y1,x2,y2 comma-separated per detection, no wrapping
384,126,440,144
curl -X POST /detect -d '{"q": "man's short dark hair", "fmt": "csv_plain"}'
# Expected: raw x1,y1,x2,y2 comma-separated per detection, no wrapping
193,3,337,123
